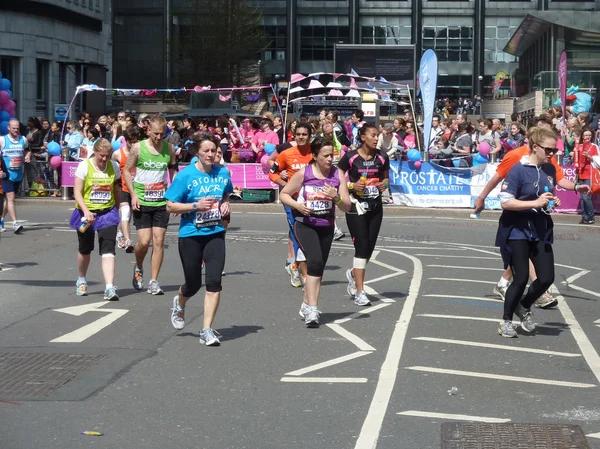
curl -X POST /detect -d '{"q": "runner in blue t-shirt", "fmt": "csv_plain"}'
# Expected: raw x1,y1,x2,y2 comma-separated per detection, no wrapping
165,132,233,346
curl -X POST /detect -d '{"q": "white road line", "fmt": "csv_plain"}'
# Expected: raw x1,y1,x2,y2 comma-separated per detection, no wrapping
555,263,586,270
428,278,497,285
354,250,422,449
416,314,567,329
426,265,503,271
563,270,591,285
553,286,600,385
385,246,466,251
369,258,406,273
425,294,501,303
415,254,499,260
280,377,367,383
364,271,407,284
587,432,600,439
412,337,581,358
363,285,396,303
564,283,600,299
285,351,371,376
333,303,392,324
407,366,596,388
397,411,510,423
327,324,376,352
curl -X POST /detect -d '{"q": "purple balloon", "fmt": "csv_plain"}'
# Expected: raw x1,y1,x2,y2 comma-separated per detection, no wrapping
6,100,15,111
0,91,9,105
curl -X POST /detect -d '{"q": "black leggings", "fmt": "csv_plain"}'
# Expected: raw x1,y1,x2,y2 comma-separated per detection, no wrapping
293,221,334,277
345,204,383,260
77,225,118,256
178,232,225,297
503,239,555,320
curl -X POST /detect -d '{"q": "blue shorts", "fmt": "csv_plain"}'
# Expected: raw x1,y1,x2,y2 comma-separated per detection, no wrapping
283,204,305,261
1,179,21,194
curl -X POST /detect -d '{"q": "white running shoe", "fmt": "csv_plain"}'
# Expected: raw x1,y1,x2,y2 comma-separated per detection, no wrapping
346,269,357,297
493,285,508,301
200,328,221,346
290,265,302,288
354,291,371,306
534,290,558,309
333,228,345,241
498,320,517,338
299,302,309,319
147,280,164,296
103,286,119,301
13,221,23,234
170,296,185,330
515,305,535,333
304,308,320,328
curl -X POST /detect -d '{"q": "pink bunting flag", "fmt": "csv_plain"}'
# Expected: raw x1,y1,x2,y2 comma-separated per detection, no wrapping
308,80,324,89
290,73,306,84
349,78,359,89
219,93,232,102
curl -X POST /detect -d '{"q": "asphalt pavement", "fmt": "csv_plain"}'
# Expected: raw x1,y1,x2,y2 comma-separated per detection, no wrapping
1,202,600,449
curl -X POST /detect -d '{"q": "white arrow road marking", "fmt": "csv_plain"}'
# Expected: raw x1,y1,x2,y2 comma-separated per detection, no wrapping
397,411,510,423
281,377,367,383
562,270,590,285
285,351,371,376
327,324,376,351
51,301,128,343
595,319,600,328
587,432,600,439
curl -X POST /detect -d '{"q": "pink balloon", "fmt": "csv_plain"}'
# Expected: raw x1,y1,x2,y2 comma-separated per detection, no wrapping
0,91,9,106
50,156,62,169
479,141,491,157
260,154,269,172
414,161,422,169
6,100,15,111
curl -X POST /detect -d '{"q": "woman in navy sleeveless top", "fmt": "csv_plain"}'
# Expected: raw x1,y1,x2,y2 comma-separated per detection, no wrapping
280,137,351,328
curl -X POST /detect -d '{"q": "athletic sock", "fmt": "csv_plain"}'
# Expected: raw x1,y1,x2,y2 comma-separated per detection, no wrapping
106,283,114,290
286,258,294,265
77,276,86,284
498,277,509,288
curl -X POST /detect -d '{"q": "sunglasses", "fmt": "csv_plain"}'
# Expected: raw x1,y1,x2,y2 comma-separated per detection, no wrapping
536,144,558,155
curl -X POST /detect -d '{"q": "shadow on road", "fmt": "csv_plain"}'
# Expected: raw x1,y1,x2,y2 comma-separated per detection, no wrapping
176,324,264,341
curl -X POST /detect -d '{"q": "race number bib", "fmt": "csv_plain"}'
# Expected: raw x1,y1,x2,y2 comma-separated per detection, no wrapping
9,157,22,170
305,187,333,216
363,179,380,199
195,201,222,227
144,182,165,202
90,184,112,204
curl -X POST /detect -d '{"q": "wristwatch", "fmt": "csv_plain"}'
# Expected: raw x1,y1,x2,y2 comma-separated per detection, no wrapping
192,202,198,211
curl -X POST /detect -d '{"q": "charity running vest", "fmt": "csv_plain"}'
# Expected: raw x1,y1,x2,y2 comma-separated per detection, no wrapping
119,147,134,193
77,159,117,211
133,140,170,206
2,135,26,182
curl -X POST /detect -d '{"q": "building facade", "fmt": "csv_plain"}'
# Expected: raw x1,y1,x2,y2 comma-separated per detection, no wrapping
0,0,113,121
114,0,600,99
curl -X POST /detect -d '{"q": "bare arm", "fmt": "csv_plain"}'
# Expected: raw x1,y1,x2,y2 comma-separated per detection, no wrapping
167,143,178,181
280,169,305,212
502,193,550,211
73,176,95,222
474,173,502,212
336,168,351,213
123,143,140,209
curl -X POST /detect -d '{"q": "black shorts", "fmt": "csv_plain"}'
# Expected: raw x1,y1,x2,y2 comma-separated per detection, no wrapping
121,191,132,206
77,225,118,255
133,204,170,230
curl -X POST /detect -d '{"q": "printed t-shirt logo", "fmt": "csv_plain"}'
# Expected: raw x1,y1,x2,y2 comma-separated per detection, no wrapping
143,161,168,169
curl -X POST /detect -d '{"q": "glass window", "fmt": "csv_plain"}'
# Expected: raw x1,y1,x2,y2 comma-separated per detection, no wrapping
436,28,448,38
497,26,510,38
448,27,460,38
448,50,460,61
460,26,472,38
314,26,325,38
485,26,496,38
36,59,49,102
423,27,435,38
276,51,285,61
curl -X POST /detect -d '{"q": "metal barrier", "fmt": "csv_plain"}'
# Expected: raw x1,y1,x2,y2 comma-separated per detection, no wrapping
20,156,61,198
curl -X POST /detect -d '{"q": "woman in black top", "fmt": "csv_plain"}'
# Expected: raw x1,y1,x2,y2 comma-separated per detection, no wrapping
337,124,390,307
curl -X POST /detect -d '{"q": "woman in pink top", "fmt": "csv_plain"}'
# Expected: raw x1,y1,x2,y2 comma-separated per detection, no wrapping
251,118,280,157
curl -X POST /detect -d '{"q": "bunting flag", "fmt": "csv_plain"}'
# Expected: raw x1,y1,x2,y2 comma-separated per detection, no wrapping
345,89,361,98
558,51,567,120
328,89,344,96
308,80,324,89
219,93,232,102
349,78,359,89
350,69,359,76
290,73,307,84
326,82,343,88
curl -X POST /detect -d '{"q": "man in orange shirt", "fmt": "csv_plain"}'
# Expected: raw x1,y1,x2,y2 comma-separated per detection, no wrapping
474,134,590,307
269,123,314,288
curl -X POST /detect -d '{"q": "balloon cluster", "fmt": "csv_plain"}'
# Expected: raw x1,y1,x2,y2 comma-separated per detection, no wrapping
0,73,16,136
473,142,490,166
407,149,423,169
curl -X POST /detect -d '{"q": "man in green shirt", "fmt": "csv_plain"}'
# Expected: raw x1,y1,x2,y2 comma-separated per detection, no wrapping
123,115,178,295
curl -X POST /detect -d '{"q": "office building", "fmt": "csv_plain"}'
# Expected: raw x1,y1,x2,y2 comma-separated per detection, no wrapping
114,0,600,100
0,0,113,120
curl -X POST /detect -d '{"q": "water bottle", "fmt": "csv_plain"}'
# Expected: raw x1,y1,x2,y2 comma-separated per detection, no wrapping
469,213,480,219
78,214,96,233
545,186,554,211
356,171,367,197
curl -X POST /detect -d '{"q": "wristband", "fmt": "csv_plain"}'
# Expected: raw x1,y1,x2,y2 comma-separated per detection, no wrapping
334,195,343,205
383,181,389,189
347,182,354,191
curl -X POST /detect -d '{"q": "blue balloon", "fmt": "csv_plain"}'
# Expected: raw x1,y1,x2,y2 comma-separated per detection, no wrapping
0,111,10,122
474,153,488,164
111,140,122,152
47,141,61,156
264,143,276,156
407,149,421,162
0,79,11,91
0,121,8,135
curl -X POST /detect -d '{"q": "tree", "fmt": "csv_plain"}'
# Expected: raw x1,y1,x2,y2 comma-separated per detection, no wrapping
177,0,271,88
